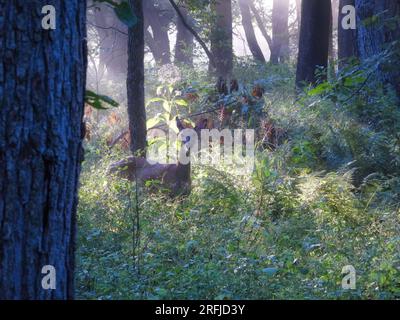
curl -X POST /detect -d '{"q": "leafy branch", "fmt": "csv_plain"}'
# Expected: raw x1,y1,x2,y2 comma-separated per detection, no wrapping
85,90,119,110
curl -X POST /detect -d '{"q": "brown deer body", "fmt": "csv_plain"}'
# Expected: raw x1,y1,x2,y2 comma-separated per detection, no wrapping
108,156,191,196
108,118,207,196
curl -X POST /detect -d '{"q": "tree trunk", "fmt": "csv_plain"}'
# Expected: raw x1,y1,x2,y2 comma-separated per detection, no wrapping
210,0,233,79
296,0,302,29
296,0,332,87
93,4,128,78
94,5,110,78
271,0,290,64
174,4,194,66
328,0,339,75
338,0,358,68
169,0,216,68
238,0,266,63
355,0,400,95
128,0,147,154
0,0,87,299
248,0,273,57
144,0,171,65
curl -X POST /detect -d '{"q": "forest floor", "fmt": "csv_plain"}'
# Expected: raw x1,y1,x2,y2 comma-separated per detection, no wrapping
76,62,400,299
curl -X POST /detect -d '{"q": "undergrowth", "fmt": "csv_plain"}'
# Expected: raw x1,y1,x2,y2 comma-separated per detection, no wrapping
76,58,400,300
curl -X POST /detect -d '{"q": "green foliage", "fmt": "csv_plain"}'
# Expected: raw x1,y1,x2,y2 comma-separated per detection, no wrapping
85,90,119,110
77,47,400,300
146,84,190,131
76,154,400,299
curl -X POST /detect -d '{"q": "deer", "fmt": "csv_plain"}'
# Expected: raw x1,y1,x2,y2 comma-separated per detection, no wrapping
108,117,208,196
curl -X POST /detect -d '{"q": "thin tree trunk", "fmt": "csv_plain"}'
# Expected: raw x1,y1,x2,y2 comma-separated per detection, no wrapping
238,0,266,63
94,5,110,78
169,0,216,68
144,0,171,65
0,0,87,299
338,0,359,68
328,0,338,75
296,0,302,29
210,0,233,79
128,0,147,154
248,0,273,58
271,0,290,64
93,4,128,77
145,25,159,60
175,4,194,66
296,0,332,87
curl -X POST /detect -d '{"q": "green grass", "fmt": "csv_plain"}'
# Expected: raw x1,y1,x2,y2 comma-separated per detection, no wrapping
76,60,400,300
76,152,399,299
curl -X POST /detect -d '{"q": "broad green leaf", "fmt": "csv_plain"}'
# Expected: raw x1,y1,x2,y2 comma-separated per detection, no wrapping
163,101,171,113
146,97,165,107
147,117,161,129
175,99,188,107
85,90,119,110
344,76,367,87
308,82,331,96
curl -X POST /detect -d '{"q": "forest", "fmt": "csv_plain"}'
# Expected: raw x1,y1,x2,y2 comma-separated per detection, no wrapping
0,0,399,300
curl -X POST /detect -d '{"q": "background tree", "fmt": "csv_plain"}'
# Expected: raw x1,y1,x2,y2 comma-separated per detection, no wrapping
296,0,332,87
0,0,87,299
296,0,302,29
271,0,290,64
174,2,195,66
210,0,233,80
93,4,128,78
169,0,217,68
238,0,266,63
355,0,400,95
338,0,358,68
328,0,339,73
127,0,147,154
144,0,173,66
248,0,273,61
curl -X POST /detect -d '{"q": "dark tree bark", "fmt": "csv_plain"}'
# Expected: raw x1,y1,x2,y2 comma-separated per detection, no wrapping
296,0,332,87
355,0,400,95
128,0,147,154
174,4,194,66
338,0,358,67
238,0,266,63
144,0,171,65
210,0,233,79
0,0,87,299
271,0,290,64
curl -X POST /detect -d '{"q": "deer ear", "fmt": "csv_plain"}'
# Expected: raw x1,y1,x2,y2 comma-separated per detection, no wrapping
176,117,185,131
